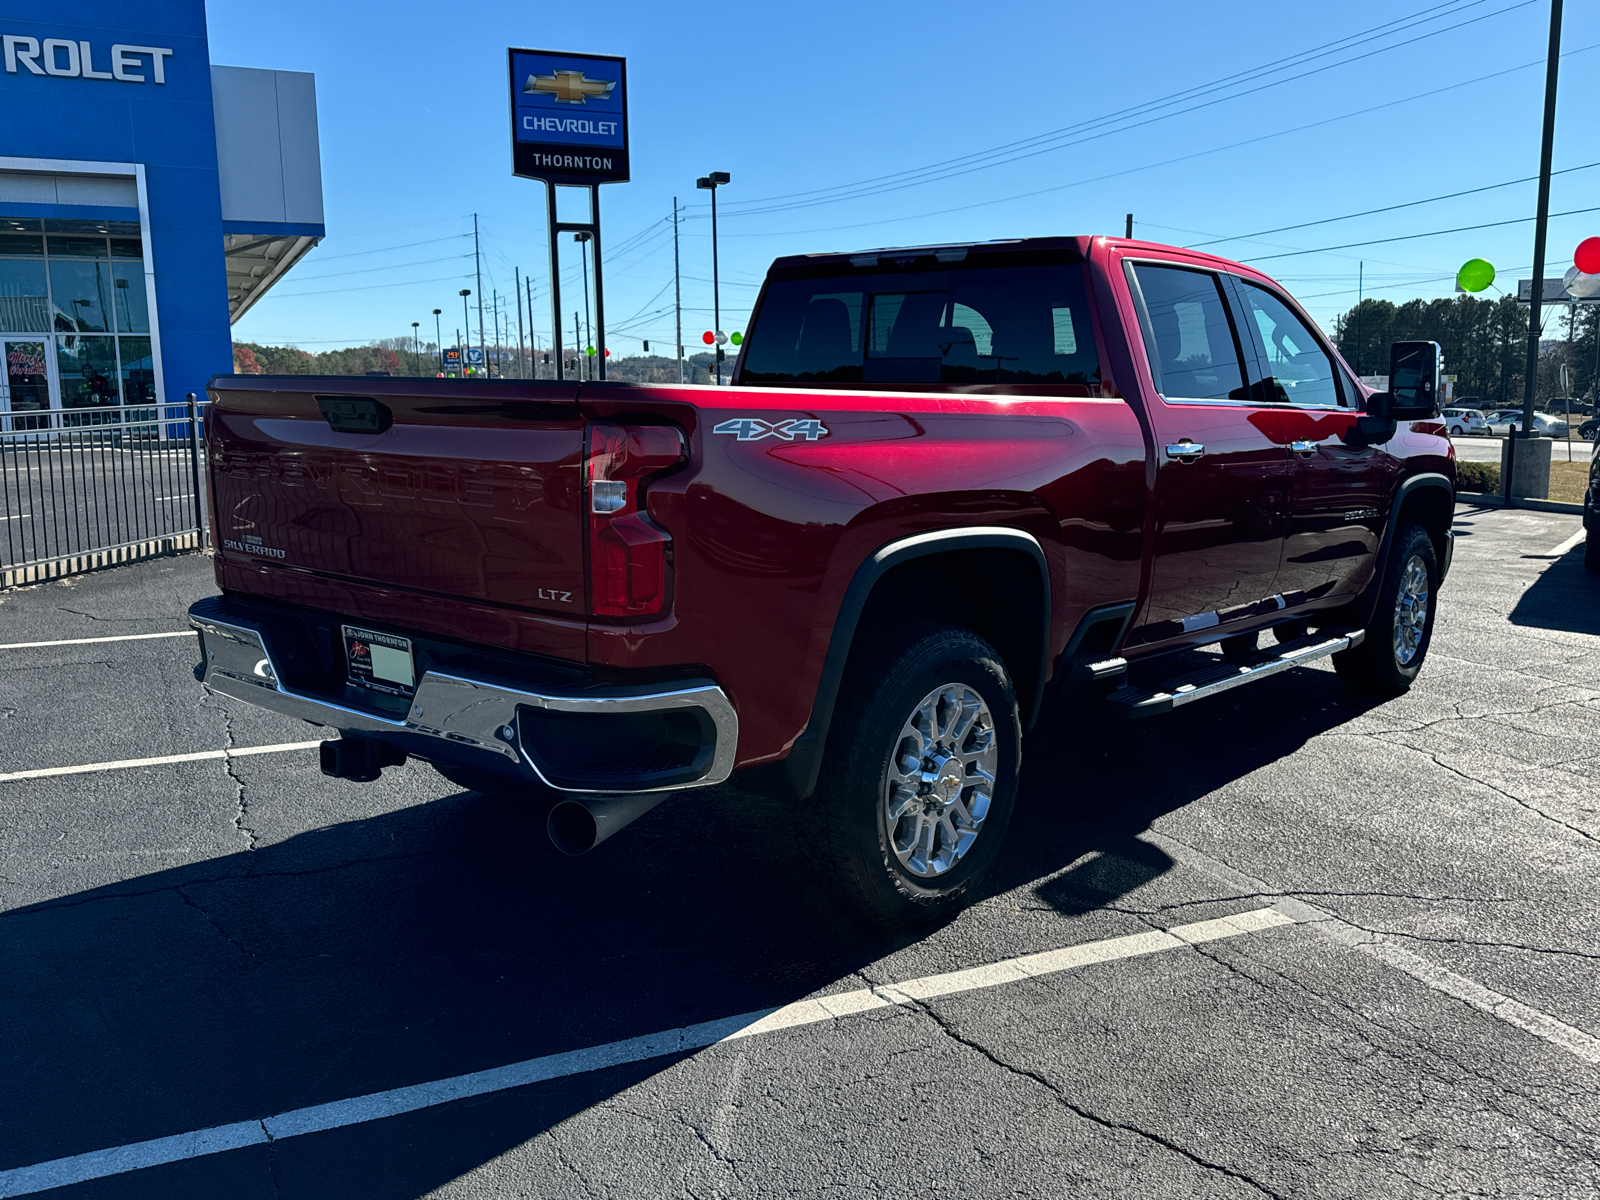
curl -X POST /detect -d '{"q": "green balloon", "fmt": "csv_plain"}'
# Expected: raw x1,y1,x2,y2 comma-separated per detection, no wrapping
1457,258,1495,293
730,331,743,346
585,345,596,356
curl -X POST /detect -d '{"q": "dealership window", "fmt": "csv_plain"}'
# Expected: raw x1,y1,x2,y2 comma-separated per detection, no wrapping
0,219,153,421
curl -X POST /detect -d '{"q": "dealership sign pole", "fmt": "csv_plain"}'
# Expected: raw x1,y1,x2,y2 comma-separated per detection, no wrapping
508,48,628,383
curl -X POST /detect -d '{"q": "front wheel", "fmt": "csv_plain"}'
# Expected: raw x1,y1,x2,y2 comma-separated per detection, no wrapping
1334,523,1438,694
813,625,1021,928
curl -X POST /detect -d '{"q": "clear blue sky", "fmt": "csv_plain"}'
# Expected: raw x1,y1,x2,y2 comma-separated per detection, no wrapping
212,0,1600,357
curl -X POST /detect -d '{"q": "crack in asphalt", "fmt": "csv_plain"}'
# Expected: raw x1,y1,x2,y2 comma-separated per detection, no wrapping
550,1137,605,1199
260,1120,283,1200
1331,922,1600,963
1415,749,1600,847
175,884,255,960
913,1003,1291,1199
219,709,259,851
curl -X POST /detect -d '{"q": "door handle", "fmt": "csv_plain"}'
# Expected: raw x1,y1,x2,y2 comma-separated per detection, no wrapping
1165,441,1205,460
1290,439,1318,456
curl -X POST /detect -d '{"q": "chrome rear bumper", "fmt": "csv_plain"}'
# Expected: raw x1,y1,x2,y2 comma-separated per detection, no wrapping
189,600,738,794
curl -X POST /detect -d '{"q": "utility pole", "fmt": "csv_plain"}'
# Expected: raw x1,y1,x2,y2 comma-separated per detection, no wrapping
673,197,684,384
411,321,420,375
1355,262,1364,375
474,213,487,377
432,309,443,373
515,267,526,379
1513,0,1563,500
526,275,537,378
574,311,583,381
459,289,471,375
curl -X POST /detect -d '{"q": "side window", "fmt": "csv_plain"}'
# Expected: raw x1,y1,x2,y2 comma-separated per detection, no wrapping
1128,264,1247,402
1239,283,1342,408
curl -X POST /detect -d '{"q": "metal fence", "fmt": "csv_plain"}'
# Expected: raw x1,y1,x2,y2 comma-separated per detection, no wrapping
1,398,209,589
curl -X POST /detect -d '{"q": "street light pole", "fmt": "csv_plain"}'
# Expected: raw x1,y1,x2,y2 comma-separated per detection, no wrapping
1514,0,1563,501
697,171,730,383
459,289,472,376
432,309,442,373
673,197,683,384
411,321,420,375
574,232,593,371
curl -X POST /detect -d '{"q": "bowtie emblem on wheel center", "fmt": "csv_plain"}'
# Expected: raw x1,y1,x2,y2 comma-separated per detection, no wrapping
922,754,965,808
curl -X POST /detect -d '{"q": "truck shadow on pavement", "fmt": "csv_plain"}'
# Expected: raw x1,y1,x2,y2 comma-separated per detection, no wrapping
1509,543,1600,637
1,662,1381,1198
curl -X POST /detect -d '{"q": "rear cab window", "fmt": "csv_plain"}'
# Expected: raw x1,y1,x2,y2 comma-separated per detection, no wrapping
737,247,1102,392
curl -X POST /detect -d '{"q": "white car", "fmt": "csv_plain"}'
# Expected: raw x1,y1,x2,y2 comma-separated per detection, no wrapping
1442,408,1488,436
1485,410,1568,437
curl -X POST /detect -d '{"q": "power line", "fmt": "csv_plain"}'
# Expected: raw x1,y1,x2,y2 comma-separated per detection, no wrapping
300,233,471,263
716,0,1532,218
266,272,473,299
287,253,475,282
1192,161,1600,248
1243,205,1600,262
708,40,1600,244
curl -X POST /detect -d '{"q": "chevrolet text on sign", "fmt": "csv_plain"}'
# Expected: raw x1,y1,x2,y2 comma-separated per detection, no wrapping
507,48,628,186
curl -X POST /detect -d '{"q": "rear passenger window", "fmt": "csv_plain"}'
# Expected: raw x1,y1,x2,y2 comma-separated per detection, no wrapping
1128,264,1248,402
740,262,1101,389
1239,283,1342,408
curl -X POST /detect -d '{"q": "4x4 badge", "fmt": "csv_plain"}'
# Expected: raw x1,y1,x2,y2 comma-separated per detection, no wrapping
712,418,829,442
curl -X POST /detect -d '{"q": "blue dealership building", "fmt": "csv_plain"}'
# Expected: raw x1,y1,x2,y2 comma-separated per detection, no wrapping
0,1,322,424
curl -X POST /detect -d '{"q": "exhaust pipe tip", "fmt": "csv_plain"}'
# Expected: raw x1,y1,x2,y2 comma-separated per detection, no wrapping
548,800,601,856
547,792,671,855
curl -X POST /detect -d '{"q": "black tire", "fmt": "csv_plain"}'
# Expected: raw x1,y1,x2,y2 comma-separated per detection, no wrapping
1585,527,1599,574
1334,522,1438,695
1220,631,1256,661
812,624,1021,929
1269,618,1309,645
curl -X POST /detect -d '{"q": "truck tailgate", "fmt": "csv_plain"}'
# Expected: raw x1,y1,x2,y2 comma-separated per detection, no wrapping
206,379,587,622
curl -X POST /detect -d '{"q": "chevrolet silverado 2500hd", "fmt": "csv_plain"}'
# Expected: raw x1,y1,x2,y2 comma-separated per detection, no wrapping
190,235,1455,926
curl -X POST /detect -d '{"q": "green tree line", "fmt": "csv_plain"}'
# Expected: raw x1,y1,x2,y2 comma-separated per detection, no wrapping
1333,294,1599,406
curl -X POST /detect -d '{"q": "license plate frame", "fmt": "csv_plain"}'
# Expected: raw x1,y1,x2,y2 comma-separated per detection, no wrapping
342,625,417,697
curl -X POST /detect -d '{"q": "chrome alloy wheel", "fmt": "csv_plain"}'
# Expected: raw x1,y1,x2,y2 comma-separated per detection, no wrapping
1392,553,1431,666
884,683,998,878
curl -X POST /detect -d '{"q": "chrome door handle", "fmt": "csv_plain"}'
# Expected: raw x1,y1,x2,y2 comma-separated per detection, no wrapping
1165,441,1205,460
1290,440,1318,456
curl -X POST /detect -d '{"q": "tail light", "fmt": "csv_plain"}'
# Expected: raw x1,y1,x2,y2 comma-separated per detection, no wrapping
586,423,686,617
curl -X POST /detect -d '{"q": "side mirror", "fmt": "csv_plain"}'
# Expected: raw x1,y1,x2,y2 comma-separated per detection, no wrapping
1387,340,1442,419
1343,392,1397,448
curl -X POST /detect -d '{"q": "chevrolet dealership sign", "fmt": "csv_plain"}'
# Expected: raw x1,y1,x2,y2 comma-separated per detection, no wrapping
508,49,628,186
3,35,172,82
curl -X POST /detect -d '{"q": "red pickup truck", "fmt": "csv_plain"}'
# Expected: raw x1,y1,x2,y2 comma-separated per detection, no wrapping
191,235,1455,926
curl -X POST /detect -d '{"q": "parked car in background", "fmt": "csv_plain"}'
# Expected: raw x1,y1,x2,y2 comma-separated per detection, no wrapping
1441,407,1488,436
1486,410,1567,436
1540,397,1591,418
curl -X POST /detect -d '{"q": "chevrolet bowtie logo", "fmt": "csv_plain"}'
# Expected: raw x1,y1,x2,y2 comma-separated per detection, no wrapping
524,70,615,104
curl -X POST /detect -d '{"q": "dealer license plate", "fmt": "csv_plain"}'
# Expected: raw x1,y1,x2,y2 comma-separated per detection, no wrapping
342,625,416,697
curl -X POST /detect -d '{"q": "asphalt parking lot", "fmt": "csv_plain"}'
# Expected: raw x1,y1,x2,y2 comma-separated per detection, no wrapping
1,503,1597,1199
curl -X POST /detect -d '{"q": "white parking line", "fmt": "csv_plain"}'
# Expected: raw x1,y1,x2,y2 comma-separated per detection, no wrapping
0,513,30,520
0,906,1296,1197
1144,831,1600,1066
0,742,322,784
0,631,191,651
1541,529,1587,558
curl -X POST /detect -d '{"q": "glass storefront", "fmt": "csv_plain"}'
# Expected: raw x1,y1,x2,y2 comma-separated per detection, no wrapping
0,219,152,430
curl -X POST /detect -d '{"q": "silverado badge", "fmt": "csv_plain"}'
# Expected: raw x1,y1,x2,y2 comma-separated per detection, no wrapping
712,418,829,442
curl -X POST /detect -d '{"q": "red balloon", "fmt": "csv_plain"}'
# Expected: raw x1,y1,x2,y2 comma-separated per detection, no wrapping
1576,237,1600,276
702,331,715,344
604,348,611,357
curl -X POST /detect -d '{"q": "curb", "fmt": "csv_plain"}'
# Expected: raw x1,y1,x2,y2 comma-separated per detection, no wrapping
1455,492,1585,516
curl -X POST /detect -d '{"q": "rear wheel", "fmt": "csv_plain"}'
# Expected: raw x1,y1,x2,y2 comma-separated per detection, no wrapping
1334,522,1437,694
812,625,1021,928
